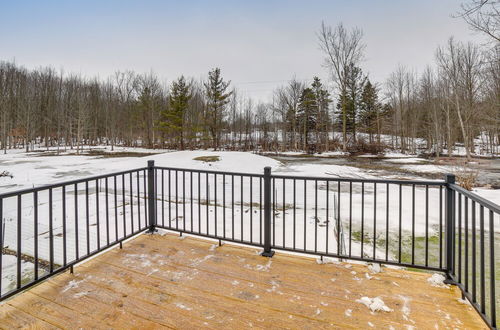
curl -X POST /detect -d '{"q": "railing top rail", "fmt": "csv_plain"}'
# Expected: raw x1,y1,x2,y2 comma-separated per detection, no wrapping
0,167,148,199
449,183,500,214
154,165,265,178
269,173,445,186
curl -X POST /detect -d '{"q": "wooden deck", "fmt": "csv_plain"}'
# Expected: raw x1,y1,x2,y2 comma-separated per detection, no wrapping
0,233,486,329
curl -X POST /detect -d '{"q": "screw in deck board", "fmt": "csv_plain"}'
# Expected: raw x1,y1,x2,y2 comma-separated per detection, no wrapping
146,160,158,234
261,167,275,257
444,173,456,284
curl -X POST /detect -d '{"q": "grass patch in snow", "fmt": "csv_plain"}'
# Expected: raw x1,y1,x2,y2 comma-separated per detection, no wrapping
193,156,220,163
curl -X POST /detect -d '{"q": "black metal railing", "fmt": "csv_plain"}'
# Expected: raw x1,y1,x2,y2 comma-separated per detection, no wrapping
0,160,498,328
0,166,150,301
448,179,500,328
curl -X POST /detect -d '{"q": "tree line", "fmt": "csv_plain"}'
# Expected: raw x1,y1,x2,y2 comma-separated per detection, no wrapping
0,1,498,157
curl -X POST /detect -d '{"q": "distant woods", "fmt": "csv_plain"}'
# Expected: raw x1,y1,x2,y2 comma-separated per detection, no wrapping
0,3,498,157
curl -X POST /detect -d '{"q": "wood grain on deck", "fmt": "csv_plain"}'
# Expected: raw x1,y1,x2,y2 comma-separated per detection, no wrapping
0,233,486,329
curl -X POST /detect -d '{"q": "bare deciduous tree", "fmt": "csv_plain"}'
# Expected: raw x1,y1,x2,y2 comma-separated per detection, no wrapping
318,22,365,151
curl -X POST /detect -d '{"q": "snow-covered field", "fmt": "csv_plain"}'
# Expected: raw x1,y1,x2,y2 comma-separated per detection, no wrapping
0,147,499,295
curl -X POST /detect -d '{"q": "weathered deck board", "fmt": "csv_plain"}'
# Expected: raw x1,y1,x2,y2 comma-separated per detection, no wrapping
0,233,487,329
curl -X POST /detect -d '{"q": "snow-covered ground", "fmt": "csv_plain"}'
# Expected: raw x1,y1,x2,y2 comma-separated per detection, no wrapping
0,147,499,295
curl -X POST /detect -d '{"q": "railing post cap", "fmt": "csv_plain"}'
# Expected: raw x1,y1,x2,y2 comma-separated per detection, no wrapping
148,160,155,167
264,166,271,174
444,173,455,184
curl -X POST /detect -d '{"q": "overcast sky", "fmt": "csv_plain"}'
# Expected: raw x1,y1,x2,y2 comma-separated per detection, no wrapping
0,0,487,102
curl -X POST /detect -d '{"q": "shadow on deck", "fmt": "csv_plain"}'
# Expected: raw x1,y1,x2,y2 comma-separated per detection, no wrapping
0,232,486,329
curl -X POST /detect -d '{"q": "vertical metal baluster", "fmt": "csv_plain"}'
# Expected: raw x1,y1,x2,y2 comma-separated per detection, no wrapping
472,201,477,302
458,193,462,283
232,175,234,240
86,182,90,254
190,171,193,232
489,209,496,328
480,205,485,314
337,181,341,255
105,177,110,245
155,168,158,228
176,170,179,231
122,175,126,237
136,172,141,229
465,197,469,292
96,180,100,250
129,173,133,233
273,178,277,246
314,180,318,253
183,171,186,232
114,177,118,242
34,192,38,280
425,185,429,267
260,177,263,245
143,170,148,225
304,179,307,252
49,188,54,272
281,178,284,248
16,195,21,289
168,170,172,228
198,172,201,233
223,174,226,239
62,185,67,266
326,181,329,255
251,177,254,243
75,183,79,260
162,170,165,227
398,184,402,263
439,185,443,269
349,182,352,257
206,172,209,235
241,176,244,242
373,182,377,260
293,179,296,250
385,183,389,262
0,198,3,295
214,173,217,237
411,184,415,265
361,182,365,258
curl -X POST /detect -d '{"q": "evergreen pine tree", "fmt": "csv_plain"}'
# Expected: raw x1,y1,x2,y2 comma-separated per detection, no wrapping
335,64,366,144
359,80,380,143
311,77,332,151
297,87,318,153
158,76,191,149
204,68,233,149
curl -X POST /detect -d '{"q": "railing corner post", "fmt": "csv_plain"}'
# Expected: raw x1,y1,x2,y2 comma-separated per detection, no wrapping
261,166,275,257
147,160,157,234
444,173,456,283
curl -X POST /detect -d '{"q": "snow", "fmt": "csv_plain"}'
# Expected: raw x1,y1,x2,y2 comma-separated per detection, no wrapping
62,279,84,293
368,263,381,274
174,302,192,311
384,158,428,164
254,260,272,272
401,164,450,174
0,255,32,293
398,295,412,322
427,273,449,288
383,152,419,158
356,296,393,312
